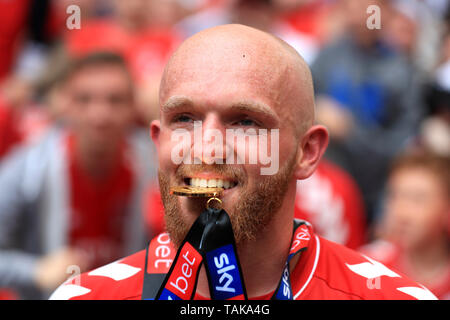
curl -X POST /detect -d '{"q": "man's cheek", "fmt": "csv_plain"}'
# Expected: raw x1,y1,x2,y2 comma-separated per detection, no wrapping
161,129,194,165
158,140,178,170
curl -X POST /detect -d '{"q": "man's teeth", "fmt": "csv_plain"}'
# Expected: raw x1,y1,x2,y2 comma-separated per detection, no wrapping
189,178,236,189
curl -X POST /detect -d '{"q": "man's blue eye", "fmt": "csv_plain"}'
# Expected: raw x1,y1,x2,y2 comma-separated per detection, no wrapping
174,115,193,123
236,119,257,126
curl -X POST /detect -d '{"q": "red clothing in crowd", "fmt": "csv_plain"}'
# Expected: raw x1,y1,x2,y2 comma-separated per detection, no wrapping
282,0,330,44
0,97,50,160
63,19,181,83
66,134,134,269
143,183,165,237
295,160,367,249
0,0,29,81
50,226,437,300
361,240,450,300
64,20,130,58
0,289,18,300
0,100,22,159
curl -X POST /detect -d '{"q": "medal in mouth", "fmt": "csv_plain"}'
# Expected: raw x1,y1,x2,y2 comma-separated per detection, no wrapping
170,186,224,198
170,184,225,210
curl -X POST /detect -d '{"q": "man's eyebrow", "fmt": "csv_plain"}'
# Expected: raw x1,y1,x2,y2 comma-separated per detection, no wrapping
161,96,194,114
161,96,278,120
229,101,278,120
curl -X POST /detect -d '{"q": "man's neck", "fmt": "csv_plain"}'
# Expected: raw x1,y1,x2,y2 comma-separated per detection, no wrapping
195,188,297,299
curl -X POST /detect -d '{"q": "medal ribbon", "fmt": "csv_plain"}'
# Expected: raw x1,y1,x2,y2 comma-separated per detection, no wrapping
142,208,311,300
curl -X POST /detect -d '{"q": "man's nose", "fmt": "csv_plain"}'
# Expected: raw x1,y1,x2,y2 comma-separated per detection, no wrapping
192,115,229,165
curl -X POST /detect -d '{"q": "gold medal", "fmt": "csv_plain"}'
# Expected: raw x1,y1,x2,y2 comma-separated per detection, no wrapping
169,186,224,197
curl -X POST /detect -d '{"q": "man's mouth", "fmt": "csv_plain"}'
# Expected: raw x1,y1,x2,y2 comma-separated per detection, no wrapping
184,177,238,190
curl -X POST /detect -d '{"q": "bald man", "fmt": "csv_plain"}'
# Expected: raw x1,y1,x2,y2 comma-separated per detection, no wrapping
50,25,436,300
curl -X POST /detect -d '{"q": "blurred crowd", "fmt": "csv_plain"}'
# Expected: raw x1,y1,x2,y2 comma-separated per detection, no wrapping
0,0,448,300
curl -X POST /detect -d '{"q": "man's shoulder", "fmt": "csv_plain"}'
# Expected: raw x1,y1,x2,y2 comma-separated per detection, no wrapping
303,236,437,300
49,249,147,300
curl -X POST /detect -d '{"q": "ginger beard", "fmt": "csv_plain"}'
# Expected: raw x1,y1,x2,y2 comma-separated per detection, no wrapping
158,152,298,248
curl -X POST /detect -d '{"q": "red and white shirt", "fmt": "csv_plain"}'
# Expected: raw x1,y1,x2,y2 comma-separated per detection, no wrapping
361,240,450,300
295,160,367,249
50,225,437,300
66,134,134,269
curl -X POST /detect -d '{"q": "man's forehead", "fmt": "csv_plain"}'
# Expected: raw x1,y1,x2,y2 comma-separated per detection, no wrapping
164,26,294,78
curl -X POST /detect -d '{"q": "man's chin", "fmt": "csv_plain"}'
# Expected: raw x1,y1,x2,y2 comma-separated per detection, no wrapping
164,193,242,248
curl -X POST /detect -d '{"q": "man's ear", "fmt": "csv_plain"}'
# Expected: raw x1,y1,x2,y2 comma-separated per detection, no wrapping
294,125,329,180
150,119,161,151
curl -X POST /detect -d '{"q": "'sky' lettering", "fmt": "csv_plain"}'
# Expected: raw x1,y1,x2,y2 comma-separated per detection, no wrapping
214,253,236,293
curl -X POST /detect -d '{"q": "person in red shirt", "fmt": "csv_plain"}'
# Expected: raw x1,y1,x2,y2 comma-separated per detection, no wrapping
361,151,450,299
37,51,151,277
51,24,437,300
0,52,155,299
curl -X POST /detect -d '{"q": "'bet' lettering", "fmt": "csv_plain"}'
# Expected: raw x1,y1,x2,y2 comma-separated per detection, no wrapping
289,225,311,255
147,233,175,274
166,242,202,299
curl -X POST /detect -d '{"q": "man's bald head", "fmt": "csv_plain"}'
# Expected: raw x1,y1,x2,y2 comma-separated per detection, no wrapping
159,24,315,137
152,24,329,248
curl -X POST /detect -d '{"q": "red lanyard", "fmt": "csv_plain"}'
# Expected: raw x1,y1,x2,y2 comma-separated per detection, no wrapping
141,209,312,300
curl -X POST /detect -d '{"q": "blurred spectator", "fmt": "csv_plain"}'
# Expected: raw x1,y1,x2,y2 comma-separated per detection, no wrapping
419,29,450,157
60,0,183,125
383,1,418,59
143,160,367,250
0,0,82,161
382,0,446,75
282,0,347,47
295,159,367,249
0,0,59,159
0,52,156,299
177,0,319,64
231,0,319,64
361,151,450,299
175,0,234,37
14,0,63,83
311,0,424,224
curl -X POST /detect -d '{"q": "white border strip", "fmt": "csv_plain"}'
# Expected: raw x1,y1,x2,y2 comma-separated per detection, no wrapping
293,235,321,299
